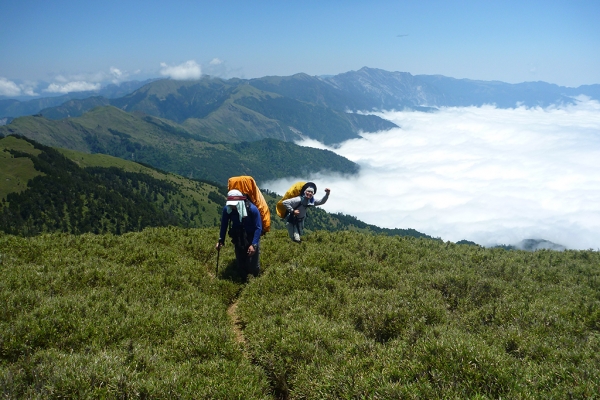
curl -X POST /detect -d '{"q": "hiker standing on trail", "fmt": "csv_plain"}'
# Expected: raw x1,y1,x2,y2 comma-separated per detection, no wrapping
282,184,330,243
216,189,262,281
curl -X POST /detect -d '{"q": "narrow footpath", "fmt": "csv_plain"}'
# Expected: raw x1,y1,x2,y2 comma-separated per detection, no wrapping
227,299,249,356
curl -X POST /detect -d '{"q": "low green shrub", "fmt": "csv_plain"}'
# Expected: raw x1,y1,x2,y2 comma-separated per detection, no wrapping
240,230,600,399
0,228,271,399
1,228,599,398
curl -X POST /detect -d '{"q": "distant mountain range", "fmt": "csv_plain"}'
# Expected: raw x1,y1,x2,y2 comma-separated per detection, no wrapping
2,67,587,248
2,67,598,122
0,79,158,119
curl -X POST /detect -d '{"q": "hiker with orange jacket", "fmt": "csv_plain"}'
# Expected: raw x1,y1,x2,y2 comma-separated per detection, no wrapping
282,184,330,243
216,189,262,281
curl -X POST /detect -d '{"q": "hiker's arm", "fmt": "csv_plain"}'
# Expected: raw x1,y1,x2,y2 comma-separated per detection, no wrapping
251,207,262,247
282,197,300,214
315,188,330,206
217,207,228,246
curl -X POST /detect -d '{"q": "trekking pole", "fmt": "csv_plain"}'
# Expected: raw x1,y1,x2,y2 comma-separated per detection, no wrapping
216,246,221,276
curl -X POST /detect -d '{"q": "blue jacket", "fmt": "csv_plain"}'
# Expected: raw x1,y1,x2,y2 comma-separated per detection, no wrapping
219,202,262,247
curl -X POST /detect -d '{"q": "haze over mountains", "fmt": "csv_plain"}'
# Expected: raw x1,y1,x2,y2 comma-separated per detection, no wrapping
0,79,158,121
2,67,599,249
3,67,600,122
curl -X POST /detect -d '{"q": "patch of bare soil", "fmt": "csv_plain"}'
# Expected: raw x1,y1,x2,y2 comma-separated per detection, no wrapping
227,300,247,348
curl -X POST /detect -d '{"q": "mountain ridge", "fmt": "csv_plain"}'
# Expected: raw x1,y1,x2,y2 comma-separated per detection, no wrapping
0,78,158,120
1,67,586,249
0,107,359,184
3,67,598,122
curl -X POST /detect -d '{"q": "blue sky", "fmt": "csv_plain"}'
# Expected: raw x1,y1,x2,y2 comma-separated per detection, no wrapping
1,0,599,97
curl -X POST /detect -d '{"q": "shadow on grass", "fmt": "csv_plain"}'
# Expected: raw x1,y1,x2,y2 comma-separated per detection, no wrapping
218,259,248,285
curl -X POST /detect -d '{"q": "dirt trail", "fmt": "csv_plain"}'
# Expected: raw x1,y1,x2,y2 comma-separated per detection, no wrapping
227,300,247,350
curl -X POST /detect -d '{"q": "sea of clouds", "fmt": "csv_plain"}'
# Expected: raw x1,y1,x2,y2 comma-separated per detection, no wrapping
263,97,600,250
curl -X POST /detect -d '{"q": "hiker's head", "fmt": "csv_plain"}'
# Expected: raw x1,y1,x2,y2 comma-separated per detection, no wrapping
304,186,315,197
226,189,246,209
300,182,317,198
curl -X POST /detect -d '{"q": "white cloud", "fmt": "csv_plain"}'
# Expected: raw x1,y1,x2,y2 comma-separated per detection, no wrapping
0,78,39,97
2,66,141,97
160,60,202,80
109,66,134,84
53,75,69,83
44,81,101,93
204,58,240,78
49,67,138,89
20,85,39,96
0,78,23,96
110,67,123,78
263,98,600,250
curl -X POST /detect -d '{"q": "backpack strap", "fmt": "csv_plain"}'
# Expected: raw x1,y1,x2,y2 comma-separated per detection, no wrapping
243,195,252,215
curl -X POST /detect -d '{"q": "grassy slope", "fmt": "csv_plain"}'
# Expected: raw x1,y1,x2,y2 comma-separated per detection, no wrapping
1,115,92,152
0,136,426,239
182,84,301,143
1,227,598,398
110,78,295,143
0,136,226,234
0,228,271,398
0,107,358,184
245,231,600,398
0,136,44,200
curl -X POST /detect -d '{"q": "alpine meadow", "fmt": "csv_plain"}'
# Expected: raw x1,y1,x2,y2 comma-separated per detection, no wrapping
1,65,600,399
1,228,599,398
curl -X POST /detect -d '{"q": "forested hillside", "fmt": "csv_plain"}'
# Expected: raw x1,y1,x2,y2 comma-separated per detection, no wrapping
0,135,431,239
0,136,225,236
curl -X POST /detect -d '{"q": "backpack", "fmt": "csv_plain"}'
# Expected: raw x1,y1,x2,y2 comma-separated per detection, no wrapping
228,176,271,235
275,181,317,219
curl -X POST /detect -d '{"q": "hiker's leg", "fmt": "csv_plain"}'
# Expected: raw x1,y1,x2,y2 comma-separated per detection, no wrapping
298,219,305,237
294,223,301,242
248,244,260,277
234,245,249,281
286,222,300,242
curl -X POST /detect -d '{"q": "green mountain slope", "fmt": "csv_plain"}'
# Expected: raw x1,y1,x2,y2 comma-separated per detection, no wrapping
0,136,225,236
0,136,429,239
39,96,111,119
38,77,397,145
110,77,239,123
1,228,598,398
0,107,358,184
110,77,395,145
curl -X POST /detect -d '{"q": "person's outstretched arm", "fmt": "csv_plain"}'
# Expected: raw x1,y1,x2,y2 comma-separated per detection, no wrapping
315,188,331,206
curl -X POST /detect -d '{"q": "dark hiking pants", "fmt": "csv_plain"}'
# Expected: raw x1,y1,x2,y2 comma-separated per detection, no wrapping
234,242,260,281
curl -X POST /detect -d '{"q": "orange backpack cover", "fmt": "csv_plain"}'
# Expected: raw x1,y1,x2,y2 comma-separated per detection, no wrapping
228,176,271,234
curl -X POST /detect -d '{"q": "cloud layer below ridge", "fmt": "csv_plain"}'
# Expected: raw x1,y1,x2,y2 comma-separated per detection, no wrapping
264,98,600,250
